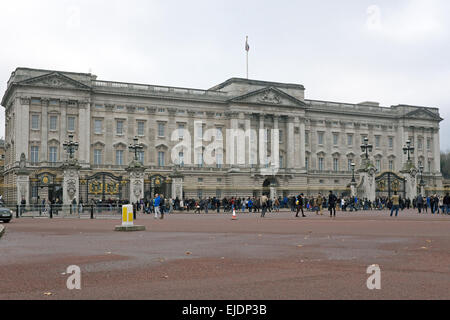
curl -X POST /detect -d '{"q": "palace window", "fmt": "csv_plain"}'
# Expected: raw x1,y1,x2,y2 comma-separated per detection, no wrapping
49,147,57,163
137,121,145,136
116,120,124,135
158,123,165,137
375,135,380,148
197,189,203,199
137,150,144,164
49,116,57,131
418,138,423,150
216,152,223,168
115,150,124,165
158,151,165,166
94,149,102,165
31,146,39,163
333,158,339,172
427,138,431,151
389,160,394,171
196,152,203,167
428,160,432,172
31,115,40,130
389,137,394,148
279,130,283,143
67,116,75,131
216,127,223,140
347,134,353,146
375,159,381,172
178,124,185,140
333,133,339,146
305,157,309,170
305,132,309,145
318,132,324,145
279,155,284,168
318,157,324,171
94,120,102,134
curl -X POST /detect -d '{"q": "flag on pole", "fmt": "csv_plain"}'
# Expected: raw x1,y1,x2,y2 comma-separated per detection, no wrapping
245,36,250,52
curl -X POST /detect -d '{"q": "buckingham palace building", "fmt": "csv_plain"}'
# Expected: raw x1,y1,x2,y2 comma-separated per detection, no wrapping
0,67,444,204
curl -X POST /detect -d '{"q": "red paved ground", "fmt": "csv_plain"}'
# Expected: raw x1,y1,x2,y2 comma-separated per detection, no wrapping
1,209,449,300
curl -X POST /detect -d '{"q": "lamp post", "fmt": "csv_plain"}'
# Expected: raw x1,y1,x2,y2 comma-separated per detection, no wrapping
63,134,79,159
403,139,414,162
418,164,425,195
351,162,356,183
128,136,144,162
360,137,373,159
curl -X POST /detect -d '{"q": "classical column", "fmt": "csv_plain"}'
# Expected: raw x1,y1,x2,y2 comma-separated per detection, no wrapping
244,112,252,167
433,128,440,173
59,100,67,161
286,116,294,169
41,98,48,162
16,97,30,162
78,101,91,165
299,119,306,169
258,113,265,168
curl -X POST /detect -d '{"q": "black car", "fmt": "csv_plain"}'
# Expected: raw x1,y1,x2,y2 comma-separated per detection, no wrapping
0,203,13,223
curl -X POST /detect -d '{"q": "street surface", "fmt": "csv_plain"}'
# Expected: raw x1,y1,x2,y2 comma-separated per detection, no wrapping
1,209,449,300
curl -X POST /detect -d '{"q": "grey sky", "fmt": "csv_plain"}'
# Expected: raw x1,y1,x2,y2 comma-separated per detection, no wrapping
1,0,449,150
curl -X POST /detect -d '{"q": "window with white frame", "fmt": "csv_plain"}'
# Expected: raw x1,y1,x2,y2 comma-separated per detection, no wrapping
279,155,284,168
49,146,57,163
375,135,380,148
216,152,223,168
178,151,184,166
318,132,324,145
389,137,394,148
427,138,431,150
158,151,165,166
94,119,102,134
318,157,324,171
116,120,124,135
137,150,144,164
389,160,394,171
115,150,124,165
347,134,353,146
94,149,102,165
67,116,75,131
31,115,40,130
31,146,39,163
418,137,423,150
49,116,57,131
158,123,165,137
178,124,185,139
216,127,223,140
333,133,339,145
137,121,145,136
333,158,339,172
348,159,353,171
305,132,309,145
305,157,309,170
375,159,381,172
196,151,203,167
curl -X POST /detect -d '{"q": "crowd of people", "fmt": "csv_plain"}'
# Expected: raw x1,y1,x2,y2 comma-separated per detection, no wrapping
133,191,450,217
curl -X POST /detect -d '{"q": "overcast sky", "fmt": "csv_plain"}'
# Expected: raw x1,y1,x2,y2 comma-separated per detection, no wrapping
0,0,449,150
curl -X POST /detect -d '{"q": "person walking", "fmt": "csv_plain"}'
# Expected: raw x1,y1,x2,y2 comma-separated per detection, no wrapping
416,194,424,213
328,190,337,218
390,191,400,217
443,192,450,215
260,194,268,218
154,194,161,219
295,194,306,217
316,193,324,215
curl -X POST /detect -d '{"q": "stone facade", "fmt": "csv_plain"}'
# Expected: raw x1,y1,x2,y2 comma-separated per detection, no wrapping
0,67,444,204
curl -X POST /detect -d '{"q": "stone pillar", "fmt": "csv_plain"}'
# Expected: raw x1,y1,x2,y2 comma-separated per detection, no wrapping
127,164,145,205
59,100,67,161
244,113,252,167
299,119,306,169
270,186,277,201
78,102,90,165
433,128,440,173
41,98,48,162
16,174,30,205
171,176,183,200
350,182,357,198
401,162,418,201
62,163,80,206
358,159,376,202
258,113,265,168
287,116,294,169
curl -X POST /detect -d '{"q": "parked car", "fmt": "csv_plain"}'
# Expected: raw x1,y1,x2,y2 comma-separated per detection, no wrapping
0,203,13,223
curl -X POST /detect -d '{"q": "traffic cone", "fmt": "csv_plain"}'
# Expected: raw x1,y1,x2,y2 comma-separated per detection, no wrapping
232,207,237,220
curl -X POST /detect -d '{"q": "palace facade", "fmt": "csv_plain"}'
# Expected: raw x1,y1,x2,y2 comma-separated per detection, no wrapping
0,67,444,204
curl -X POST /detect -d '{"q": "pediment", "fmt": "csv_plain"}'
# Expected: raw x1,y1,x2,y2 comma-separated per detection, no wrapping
18,72,91,90
404,108,442,121
229,87,306,107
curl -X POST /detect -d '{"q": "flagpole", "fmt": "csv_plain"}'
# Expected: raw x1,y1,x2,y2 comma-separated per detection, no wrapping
246,36,249,79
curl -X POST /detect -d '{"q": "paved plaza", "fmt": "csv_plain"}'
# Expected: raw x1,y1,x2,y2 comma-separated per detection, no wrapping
0,209,449,300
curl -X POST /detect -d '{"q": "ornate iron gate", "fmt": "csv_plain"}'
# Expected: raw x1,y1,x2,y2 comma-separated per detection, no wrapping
80,172,129,203
29,172,63,204
148,174,172,198
375,171,406,199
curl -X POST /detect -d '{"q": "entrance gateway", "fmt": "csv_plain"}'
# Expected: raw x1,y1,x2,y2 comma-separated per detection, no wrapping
375,171,406,199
